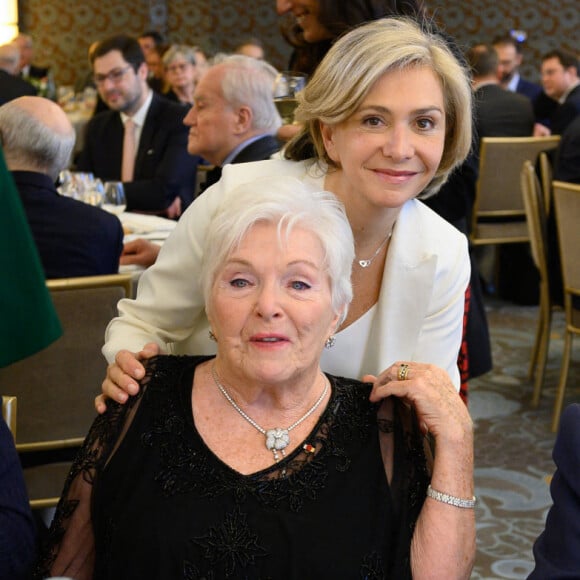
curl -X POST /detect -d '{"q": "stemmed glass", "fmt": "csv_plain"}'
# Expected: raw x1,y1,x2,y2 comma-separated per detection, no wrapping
273,71,307,125
102,181,127,215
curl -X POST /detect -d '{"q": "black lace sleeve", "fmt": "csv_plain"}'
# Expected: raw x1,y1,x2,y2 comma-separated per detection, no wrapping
378,396,431,578
34,375,148,580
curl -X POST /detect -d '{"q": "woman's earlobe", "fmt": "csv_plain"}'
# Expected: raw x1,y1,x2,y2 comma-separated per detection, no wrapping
320,123,338,163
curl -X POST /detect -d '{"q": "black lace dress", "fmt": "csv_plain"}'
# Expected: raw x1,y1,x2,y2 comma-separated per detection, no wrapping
36,355,429,580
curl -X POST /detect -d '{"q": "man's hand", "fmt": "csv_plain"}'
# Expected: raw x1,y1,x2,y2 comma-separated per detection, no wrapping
120,238,160,267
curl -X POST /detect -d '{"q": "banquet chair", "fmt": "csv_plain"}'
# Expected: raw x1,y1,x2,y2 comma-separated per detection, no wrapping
521,161,557,406
538,151,554,214
471,136,561,294
0,273,132,508
471,136,561,248
2,395,17,436
551,181,580,432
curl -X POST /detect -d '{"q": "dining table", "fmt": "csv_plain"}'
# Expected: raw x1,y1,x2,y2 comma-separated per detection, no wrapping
117,211,177,296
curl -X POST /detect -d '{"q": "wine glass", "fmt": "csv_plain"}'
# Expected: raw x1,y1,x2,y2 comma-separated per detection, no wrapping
273,71,307,125
102,181,127,215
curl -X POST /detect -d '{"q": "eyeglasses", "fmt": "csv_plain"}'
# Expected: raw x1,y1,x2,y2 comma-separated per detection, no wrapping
166,62,194,74
93,65,133,86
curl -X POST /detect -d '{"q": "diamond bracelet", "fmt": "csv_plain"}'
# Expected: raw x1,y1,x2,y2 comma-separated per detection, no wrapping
426,484,476,509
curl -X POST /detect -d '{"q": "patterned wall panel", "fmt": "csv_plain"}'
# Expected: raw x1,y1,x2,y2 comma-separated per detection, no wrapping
429,0,579,82
19,0,578,89
19,0,151,86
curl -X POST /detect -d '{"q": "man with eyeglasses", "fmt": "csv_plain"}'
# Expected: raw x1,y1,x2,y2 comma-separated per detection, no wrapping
76,35,198,218
536,49,580,137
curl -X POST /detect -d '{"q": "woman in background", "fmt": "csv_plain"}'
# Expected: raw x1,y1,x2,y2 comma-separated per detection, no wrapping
162,45,198,106
278,0,425,76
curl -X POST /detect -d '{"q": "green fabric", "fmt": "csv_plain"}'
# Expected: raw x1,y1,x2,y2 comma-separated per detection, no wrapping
0,148,62,367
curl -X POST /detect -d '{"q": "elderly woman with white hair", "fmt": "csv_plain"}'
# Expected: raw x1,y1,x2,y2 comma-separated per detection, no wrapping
37,176,474,579
161,44,198,106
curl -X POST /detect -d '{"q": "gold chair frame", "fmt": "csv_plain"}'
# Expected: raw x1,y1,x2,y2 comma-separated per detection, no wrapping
521,161,557,407
2,395,17,436
551,181,580,432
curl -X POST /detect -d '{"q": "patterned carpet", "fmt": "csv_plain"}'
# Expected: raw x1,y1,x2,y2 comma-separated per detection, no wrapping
470,297,580,579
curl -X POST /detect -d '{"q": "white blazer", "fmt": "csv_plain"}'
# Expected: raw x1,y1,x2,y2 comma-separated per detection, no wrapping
104,159,469,388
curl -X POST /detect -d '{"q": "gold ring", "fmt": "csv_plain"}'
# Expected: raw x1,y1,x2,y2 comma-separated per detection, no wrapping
398,363,409,381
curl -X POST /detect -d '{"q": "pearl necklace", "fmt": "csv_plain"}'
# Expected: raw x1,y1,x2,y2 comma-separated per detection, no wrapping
211,364,329,463
357,230,393,268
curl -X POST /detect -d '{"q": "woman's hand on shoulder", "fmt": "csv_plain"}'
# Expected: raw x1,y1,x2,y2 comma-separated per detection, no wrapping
95,343,161,414
364,361,473,444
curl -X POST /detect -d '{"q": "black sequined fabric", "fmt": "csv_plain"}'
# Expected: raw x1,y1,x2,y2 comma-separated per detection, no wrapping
36,355,429,580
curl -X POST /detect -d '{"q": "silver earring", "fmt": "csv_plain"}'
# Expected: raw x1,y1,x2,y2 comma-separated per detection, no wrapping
209,330,217,342
324,336,336,349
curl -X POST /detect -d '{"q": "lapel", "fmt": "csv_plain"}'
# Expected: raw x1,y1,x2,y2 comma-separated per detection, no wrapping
233,136,280,163
108,114,124,176
134,94,160,174
202,166,223,191
361,200,438,373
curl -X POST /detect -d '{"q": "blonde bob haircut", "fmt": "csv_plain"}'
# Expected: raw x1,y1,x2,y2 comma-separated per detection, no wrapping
285,17,473,199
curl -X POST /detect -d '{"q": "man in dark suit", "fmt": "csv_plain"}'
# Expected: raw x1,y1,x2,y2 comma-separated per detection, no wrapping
529,404,580,579
186,54,282,192
120,55,282,268
0,43,37,105
492,34,542,101
491,33,557,129
13,33,56,100
468,44,535,142
466,45,535,304
0,96,124,279
554,115,580,184
76,35,198,218
537,49,580,137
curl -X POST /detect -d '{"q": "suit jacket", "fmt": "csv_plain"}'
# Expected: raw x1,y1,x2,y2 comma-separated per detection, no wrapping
201,134,281,191
13,171,124,279
22,64,50,80
0,418,35,579
550,85,580,136
516,77,542,102
104,159,469,389
529,404,580,579
76,93,198,213
554,115,580,183
0,70,37,105
474,83,535,143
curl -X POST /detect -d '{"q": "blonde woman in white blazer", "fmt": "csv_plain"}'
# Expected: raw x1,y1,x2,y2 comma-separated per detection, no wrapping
100,18,472,409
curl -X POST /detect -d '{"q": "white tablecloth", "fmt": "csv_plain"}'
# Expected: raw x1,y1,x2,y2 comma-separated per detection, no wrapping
118,212,177,291
119,211,177,238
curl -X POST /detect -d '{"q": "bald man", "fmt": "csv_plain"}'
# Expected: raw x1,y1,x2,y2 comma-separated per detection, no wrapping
0,43,37,105
0,96,123,278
